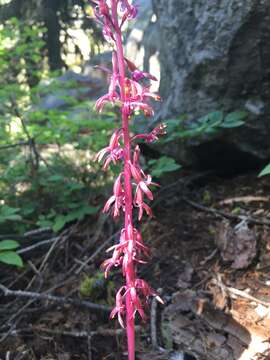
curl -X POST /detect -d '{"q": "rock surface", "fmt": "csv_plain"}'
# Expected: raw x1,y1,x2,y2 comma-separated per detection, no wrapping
162,289,270,360
152,0,270,171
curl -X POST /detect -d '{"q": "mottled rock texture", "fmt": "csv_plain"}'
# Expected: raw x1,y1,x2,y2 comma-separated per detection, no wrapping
152,0,270,171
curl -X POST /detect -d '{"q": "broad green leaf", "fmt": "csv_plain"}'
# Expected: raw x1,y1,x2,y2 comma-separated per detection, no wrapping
0,251,23,267
4,214,22,221
37,218,53,229
220,120,245,128
52,205,99,232
150,156,182,177
1,206,20,216
48,175,64,182
53,215,67,233
207,111,224,125
258,163,270,177
224,111,248,123
0,240,20,251
221,111,247,128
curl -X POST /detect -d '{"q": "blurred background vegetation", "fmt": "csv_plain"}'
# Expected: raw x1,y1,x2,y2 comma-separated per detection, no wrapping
0,0,180,267
0,0,112,255
0,0,253,267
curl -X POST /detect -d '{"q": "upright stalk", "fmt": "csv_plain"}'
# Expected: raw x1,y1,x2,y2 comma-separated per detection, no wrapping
93,1,165,359
111,2,135,358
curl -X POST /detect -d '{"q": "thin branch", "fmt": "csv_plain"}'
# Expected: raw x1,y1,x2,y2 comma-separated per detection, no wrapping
9,96,50,169
211,273,270,308
18,237,59,255
0,284,111,314
0,324,141,340
0,227,52,241
0,141,29,150
150,297,158,350
227,286,270,307
183,196,270,227
24,227,52,237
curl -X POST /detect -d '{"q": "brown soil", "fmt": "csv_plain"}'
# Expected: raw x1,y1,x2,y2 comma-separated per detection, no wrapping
1,172,270,359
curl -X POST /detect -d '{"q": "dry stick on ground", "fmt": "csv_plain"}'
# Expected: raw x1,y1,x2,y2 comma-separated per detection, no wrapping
2,227,75,336
1,325,141,340
0,284,111,313
87,313,92,360
228,286,270,307
219,196,269,206
24,227,52,237
0,227,52,241
150,297,158,350
18,237,60,255
211,275,270,307
183,196,270,227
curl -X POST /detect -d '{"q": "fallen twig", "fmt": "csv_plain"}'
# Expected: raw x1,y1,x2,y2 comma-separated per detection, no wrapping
0,227,52,241
24,227,52,237
211,276,270,307
150,297,158,350
219,196,269,206
227,286,270,308
183,197,270,227
0,284,111,314
0,324,141,339
18,237,59,254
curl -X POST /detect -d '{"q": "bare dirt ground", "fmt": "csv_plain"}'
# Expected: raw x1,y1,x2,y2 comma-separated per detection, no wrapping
1,172,270,360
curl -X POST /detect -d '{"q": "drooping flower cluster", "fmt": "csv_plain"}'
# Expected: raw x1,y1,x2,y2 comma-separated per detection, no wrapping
93,1,165,359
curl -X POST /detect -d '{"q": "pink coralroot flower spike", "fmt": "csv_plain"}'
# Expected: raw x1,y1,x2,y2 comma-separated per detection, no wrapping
92,1,165,359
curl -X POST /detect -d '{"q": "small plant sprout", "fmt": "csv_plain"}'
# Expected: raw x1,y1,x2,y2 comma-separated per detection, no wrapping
92,1,165,359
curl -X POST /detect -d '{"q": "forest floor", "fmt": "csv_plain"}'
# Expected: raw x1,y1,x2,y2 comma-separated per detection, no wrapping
1,172,270,360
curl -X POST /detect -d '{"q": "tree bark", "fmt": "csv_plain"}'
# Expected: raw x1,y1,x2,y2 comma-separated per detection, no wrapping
43,0,64,70
0,0,23,22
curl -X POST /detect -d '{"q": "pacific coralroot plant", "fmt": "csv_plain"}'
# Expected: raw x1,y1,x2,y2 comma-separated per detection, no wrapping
93,1,165,358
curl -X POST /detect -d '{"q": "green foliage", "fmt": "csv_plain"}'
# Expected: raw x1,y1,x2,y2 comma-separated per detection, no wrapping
0,18,117,235
0,240,23,267
163,110,248,143
148,156,181,177
0,206,22,223
258,164,270,177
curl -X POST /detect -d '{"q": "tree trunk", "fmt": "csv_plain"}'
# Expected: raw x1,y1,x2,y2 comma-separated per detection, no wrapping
43,0,64,70
0,0,23,22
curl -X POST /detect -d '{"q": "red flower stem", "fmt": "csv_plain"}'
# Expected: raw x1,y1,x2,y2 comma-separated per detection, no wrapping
111,2,135,359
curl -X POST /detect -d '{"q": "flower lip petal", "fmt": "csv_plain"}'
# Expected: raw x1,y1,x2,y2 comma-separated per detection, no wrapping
138,181,153,200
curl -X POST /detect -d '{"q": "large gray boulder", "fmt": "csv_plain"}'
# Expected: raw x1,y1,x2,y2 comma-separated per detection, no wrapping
152,0,270,171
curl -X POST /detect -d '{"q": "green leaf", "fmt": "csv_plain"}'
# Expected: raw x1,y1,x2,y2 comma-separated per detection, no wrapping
48,175,64,182
53,215,67,233
1,206,20,216
221,111,247,128
258,163,270,177
220,120,245,128
0,251,23,267
207,111,224,125
0,240,20,251
4,214,22,221
150,156,182,177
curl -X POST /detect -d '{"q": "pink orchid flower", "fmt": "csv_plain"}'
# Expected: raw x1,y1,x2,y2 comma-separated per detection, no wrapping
93,1,164,359
95,128,123,169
